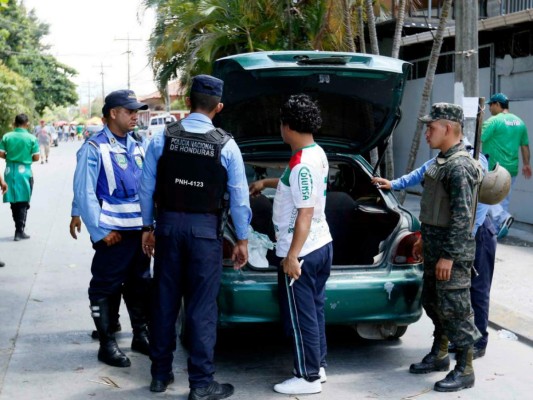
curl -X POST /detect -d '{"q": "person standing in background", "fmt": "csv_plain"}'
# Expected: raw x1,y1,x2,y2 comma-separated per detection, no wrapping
0,113,40,241
36,121,52,164
481,93,531,238
0,174,8,266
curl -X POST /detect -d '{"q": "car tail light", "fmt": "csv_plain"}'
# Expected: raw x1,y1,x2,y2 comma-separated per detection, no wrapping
392,231,422,264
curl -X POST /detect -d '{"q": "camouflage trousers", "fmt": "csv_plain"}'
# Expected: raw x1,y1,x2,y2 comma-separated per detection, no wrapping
422,254,481,348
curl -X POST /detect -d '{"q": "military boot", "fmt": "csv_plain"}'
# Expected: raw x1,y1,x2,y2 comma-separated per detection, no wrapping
434,346,475,392
127,303,150,355
409,336,450,374
91,298,131,367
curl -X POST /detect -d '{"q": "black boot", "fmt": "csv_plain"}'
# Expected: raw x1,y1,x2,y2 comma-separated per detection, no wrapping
127,303,150,355
434,346,475,392
91,292,122,339
13,204,30,241
91,298,131,367
409,336,450,374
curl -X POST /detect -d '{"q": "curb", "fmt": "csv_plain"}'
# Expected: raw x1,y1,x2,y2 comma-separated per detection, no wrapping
489,302,533,347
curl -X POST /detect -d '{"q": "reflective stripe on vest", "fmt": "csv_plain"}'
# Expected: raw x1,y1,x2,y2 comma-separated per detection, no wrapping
90,133,144,230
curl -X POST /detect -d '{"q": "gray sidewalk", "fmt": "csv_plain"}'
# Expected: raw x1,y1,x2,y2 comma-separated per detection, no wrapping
402,191,533,345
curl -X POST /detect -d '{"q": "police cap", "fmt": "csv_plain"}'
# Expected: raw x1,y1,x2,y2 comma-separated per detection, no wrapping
191,75,223,97
103,90,148,115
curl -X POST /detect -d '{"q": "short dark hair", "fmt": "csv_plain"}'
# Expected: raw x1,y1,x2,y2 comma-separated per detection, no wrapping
189,91,220,113
280,94,322,134
14,114,29,127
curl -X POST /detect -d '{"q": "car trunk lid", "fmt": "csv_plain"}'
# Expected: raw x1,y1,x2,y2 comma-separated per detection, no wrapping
213,51,410,154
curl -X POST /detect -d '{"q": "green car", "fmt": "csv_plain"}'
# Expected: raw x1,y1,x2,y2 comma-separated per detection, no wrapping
212,51,423,340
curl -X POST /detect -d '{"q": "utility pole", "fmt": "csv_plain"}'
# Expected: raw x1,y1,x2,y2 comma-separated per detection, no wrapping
79,81,97,118
454,1,479,143
93,62,111,100
115,33,142,90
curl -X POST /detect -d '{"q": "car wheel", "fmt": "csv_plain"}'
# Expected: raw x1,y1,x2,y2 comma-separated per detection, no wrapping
388,325,408,340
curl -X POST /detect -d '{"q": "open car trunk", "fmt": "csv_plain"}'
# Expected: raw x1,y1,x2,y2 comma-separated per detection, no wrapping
244,157,400,269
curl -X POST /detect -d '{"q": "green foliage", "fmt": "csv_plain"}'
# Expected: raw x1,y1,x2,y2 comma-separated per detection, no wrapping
144,0,353,89
0,0,78,116
0,62,36,136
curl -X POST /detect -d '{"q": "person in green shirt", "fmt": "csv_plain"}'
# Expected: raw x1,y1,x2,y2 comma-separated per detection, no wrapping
481,93,531,239
0,113,40,241
0,174,7,266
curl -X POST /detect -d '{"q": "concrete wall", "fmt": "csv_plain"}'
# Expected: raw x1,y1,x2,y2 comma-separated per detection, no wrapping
394,67,533,224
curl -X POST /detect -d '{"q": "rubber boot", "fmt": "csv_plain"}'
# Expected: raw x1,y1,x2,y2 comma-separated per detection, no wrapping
409,335,450,374
92,291,122,339
14,205,30,241
434,346,475,392
91,298,131,367
128,303,150,356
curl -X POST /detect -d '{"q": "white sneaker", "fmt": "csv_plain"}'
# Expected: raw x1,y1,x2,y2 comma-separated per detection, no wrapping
319,367,327,383
291,367,327,383
273,377,322,394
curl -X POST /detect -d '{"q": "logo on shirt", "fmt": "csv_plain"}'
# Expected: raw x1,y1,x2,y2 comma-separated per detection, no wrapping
115,154,128,170
134,155,143,169
298,167,313,201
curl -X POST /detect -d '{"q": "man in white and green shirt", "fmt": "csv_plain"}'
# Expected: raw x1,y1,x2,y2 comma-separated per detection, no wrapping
481,93,531,238
249,94,332,396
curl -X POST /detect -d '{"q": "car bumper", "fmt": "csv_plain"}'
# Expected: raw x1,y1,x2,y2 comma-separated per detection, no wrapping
218,264,423,327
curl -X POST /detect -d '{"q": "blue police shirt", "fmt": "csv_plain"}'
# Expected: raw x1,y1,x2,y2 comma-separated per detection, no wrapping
390,143,489,236
72,126,142,242
139,113,251,240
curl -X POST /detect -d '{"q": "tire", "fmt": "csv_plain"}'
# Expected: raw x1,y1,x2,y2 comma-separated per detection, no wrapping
388,325,408,340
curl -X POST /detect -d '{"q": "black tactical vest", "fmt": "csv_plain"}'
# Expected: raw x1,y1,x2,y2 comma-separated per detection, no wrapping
155,121,231,214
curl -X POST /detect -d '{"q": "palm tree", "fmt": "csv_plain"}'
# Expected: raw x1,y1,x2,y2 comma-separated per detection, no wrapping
384,0,408,180
398,0,453,204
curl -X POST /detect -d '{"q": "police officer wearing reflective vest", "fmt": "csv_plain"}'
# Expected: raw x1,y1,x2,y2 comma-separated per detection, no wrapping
139,75,251,400
410,103,483,392
72,90,151,368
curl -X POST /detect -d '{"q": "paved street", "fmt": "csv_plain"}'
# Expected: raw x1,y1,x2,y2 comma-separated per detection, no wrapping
0,142,532,399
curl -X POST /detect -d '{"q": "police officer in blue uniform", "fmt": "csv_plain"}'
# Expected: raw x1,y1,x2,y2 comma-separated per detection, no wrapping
73,90,151,368
139,75,251,400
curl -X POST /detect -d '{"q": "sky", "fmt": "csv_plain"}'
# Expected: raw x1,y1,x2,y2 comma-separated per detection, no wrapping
23,0,159,102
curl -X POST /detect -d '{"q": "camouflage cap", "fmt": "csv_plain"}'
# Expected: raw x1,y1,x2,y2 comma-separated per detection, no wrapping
419,102,463,124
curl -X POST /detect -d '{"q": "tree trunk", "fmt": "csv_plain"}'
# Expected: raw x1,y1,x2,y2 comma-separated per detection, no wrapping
365,0,379,56
357,6,366,53
398,0,453,204
384,0,408,180
391,0,407,59
343,0,356,52
364,0,379,166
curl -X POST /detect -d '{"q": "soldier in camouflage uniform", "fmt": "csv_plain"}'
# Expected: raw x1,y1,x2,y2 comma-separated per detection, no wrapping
409,103,482,392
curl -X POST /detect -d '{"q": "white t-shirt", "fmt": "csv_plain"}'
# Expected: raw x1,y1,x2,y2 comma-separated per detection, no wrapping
272,143,332,257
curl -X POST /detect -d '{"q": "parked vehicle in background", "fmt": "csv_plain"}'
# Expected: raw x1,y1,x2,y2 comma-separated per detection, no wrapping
146,113,177,138
188,51,423,341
